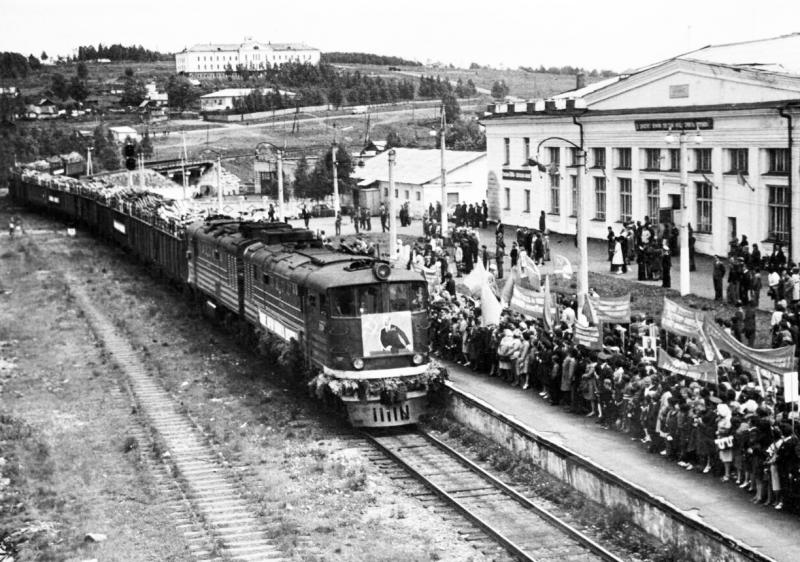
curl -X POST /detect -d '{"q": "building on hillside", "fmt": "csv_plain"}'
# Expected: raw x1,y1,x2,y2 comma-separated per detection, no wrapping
482,32,800,258
144,83,169,107
108,125,140,143
353,148,487,217
199,88,296,112
175,39,320,78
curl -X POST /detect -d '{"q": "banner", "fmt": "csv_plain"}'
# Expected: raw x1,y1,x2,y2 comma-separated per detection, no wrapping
574,323,602,350
785,372,799,403
589,294,631,324
509,283,556,319
657,349,718,384
661,297,704,337
553,254,573,279
703,316,795,371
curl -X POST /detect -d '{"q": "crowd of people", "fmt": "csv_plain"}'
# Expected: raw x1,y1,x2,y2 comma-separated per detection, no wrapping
428,287,800,510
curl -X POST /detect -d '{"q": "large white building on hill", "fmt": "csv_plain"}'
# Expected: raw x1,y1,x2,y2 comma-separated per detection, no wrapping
482,33,800,259
175,39,320,77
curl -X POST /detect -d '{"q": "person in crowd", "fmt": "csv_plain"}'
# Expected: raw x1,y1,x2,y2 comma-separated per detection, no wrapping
661,239,672,288
713,255,726,301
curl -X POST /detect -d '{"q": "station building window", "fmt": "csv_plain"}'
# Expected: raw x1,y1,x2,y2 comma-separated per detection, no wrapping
694,148,712,173
616,148,631,170
645,179,660,222
594,177,606,221
643,148,661,171
696,182,712,233
767,149,789,174
592,147,606,169
727,148,748,174
570,176,577,217
619,178,632,223
550,174,560,215
768,185,790,241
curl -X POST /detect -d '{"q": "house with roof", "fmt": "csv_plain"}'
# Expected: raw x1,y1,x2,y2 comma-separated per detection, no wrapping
353,148,487,218
199,87,295,112
108,125,140,143
482,32,800,258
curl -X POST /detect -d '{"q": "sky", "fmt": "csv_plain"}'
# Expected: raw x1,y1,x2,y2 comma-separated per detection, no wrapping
1,0,799,72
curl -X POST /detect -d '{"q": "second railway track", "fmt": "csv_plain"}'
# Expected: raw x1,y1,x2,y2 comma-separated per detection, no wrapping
364,428,624,562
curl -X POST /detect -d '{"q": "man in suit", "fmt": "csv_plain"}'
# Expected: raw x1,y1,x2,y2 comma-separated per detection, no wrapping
380,317,411,353
713,255,726,301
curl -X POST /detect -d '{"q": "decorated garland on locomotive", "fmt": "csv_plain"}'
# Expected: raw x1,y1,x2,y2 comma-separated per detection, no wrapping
8,167,446,427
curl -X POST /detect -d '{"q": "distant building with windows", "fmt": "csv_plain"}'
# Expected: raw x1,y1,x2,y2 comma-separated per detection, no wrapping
175,39,320,78
482,32,800,258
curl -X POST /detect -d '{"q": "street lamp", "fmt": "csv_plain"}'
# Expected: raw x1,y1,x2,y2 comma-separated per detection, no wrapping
388,149,397,261
532,136,587,307
255,142,285,222
664,128,703,296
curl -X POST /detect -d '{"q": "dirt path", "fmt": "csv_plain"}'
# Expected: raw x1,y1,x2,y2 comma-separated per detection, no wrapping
0,194,491,561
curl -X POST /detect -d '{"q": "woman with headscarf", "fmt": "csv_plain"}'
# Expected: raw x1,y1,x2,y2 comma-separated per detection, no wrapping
661,239,672,288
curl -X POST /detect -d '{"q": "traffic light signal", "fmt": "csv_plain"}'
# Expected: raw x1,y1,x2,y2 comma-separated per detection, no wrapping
124,143,136,171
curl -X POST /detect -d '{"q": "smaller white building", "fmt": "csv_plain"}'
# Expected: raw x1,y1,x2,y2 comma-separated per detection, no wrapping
200,88,295,112
108,126,140,143
354,148,487,218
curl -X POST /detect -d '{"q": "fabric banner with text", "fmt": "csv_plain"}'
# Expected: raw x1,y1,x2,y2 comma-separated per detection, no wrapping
509,284,556,319
703,316,795,371
657,349,718,384
661,297,704,338
588,294,631,324
574,323,603,350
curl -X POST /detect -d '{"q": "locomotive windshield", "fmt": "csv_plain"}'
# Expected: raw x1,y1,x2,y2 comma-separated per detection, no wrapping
329,282,428,317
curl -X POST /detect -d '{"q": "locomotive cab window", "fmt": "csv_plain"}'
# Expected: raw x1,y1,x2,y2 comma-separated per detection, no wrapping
410,283,428,311
357,285,381,315
389,283,409,311
330,287,356,317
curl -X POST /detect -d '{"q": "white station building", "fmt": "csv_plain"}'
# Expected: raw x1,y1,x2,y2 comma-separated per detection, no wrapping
482,33,800,258
176,39,320,77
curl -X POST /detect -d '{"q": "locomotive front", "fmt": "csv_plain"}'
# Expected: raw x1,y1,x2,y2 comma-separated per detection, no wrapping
309,261,442,427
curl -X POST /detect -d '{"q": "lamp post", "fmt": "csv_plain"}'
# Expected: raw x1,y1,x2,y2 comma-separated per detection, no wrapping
532,137,586,306
665,129,703,296
388,149,397,261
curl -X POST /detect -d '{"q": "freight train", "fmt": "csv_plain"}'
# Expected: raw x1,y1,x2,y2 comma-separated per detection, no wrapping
9,168,445,427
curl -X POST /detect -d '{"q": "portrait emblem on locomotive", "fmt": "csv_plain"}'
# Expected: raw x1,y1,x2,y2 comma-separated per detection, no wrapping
362,312,414,356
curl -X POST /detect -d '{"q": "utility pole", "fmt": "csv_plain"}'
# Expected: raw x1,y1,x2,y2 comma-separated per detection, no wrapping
679,136,690,296
277,149,285,222
388,149,397,261
331,142,340,214
86,147,93,176
575,149,588,307
217,155,222,215
439,105,447,237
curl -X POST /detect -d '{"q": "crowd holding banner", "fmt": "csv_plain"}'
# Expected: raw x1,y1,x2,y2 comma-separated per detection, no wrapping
418,230,800,512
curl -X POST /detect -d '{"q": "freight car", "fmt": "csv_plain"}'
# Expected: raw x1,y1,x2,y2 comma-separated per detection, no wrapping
9,168,445,427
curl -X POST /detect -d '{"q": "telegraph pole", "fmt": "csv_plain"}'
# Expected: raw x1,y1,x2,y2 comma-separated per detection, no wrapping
331,142,340,214
439,105,447,237
388,149,397,261
277,149,285,222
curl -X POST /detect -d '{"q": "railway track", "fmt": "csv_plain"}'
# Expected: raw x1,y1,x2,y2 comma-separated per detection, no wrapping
66,279,286,562
364,428,624,562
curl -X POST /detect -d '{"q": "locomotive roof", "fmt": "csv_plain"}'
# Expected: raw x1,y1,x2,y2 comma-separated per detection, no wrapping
245,243,426,292
186,218,319,252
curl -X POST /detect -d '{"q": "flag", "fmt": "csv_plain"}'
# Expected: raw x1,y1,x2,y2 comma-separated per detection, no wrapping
460,259,487,298
518,251,541,288
480,277,502,326
543,275,554,332
553,254,573,279
500,266,517,305
582,294,598,325
508,283,556,319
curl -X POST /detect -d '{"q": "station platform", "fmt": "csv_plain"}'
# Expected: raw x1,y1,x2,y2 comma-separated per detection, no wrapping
445,364,800,561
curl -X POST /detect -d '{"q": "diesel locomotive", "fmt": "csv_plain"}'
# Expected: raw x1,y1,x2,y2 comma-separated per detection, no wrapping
9,168,444,427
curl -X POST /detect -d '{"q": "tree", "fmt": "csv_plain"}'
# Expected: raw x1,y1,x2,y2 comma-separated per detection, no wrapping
385,129,403,149
441,91,460,124
69,76,89,102
40,51,48,61
292,155,311,199
165,75,198,111
120,78,146,106
124,67,134,78
0,52,30,79
28,54,41,71
76,61,89,80
307,145,354,202
51,73,70,100
446,117,486,151
490,80,509,99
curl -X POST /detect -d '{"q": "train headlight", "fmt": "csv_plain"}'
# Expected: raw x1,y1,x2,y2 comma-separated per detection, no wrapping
412,353,424,365
352,358,365,370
